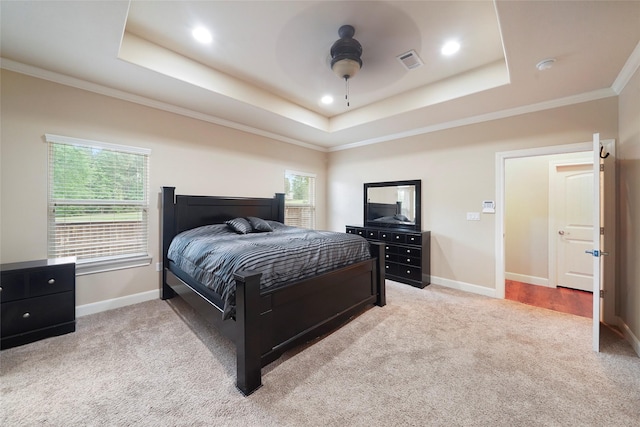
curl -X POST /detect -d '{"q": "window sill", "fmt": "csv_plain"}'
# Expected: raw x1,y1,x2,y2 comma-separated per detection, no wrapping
76,254,152,276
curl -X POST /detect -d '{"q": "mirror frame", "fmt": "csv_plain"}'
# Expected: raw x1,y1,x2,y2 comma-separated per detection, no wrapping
364,179,421,230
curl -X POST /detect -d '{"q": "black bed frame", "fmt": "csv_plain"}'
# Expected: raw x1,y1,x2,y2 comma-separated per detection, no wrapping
160,187,385,395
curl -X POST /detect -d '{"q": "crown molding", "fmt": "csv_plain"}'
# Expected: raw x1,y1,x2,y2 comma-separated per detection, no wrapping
612,40,640,95
0,58,327,152
330,88,617,152
1,57,623,154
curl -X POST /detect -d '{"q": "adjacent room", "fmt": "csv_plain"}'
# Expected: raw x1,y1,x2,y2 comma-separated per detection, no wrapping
1,1,639,425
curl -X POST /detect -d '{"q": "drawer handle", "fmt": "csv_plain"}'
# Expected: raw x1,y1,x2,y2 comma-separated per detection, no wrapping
396,236,400,239
407,270,411,274
48,278,56,285
407,250,411,253
22,312,31,319
382,234,387,238
385,255,390,259
407,258,411,262
385,265,389,269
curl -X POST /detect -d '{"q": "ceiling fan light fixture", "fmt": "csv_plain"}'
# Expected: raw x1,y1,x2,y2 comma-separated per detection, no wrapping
330,25,363,80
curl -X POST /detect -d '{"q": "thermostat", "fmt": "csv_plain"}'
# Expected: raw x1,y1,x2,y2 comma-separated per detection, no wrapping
482,200,495,213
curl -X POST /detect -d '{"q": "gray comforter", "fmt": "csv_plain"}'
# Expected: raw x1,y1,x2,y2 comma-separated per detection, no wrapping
167,221,371,319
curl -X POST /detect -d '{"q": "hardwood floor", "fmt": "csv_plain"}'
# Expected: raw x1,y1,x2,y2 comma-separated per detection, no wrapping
505,280,592,318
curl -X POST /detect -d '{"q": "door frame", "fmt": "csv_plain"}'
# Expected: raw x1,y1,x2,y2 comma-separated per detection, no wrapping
495,142,591,299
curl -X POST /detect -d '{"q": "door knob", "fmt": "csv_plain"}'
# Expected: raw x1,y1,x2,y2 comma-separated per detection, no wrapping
558,230,565,235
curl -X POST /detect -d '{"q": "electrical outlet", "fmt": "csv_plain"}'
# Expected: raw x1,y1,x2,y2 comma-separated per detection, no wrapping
466,212,480,221
156,262,162,272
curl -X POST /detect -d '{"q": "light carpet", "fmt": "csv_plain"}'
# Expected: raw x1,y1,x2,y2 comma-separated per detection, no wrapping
2,281,639,426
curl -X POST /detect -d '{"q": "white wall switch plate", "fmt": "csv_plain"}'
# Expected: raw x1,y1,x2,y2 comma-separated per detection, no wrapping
466,212,481,221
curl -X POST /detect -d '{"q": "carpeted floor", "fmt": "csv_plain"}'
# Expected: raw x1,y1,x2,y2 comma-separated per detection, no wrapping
1,281,639,426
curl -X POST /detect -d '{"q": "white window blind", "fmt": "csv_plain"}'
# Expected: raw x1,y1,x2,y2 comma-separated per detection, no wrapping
46,134,151,273
284,170,316,229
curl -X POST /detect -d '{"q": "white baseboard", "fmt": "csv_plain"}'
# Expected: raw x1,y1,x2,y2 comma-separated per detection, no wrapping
617,317,640,357
76,289,159,317
430,275,497,298
505,272,550,288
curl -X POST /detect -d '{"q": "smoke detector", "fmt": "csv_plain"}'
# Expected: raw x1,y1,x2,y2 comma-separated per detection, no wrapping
397,50,424,70
536,58,556,71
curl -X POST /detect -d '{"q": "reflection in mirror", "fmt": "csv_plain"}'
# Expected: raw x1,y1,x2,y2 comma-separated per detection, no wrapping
364,180,421,230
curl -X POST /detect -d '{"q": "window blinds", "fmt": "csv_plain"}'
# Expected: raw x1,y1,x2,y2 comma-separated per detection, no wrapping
284,170,316,229
46,134,150,263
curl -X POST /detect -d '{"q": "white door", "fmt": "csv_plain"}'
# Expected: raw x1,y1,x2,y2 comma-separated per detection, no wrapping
553,163,594,292
589,134,615,352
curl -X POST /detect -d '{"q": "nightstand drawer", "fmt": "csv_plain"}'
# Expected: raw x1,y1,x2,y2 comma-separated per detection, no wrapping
1,292,75,337
0,272,27,302
29,266,75,297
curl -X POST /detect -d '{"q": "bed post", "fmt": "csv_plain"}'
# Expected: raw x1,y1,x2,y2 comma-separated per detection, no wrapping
274,193,285,223
370,242,386,306
233,270,263,396
160,186,176,300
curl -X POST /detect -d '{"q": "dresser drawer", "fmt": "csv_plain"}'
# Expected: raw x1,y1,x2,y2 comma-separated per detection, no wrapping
405,234,422,245
1,292,75,337
395,265,422,282
395,245,421,258
379,231,406,243
397,255,421,266
365,229,379,239
384,262,398,276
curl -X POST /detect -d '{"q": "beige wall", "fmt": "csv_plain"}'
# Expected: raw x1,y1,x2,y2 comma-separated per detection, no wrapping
618,66,640,342
0,70,327,306
328,98,618,291
505,151,591,285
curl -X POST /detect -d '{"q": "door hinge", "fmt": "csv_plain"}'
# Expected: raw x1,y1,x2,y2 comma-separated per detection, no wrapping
599,290,606,298
600,227,605,235
600,164,605,172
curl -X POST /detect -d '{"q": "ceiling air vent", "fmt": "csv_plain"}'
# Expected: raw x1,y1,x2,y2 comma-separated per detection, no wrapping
397,50,423,70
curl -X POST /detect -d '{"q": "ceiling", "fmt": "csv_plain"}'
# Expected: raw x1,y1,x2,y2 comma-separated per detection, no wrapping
2,1,639,151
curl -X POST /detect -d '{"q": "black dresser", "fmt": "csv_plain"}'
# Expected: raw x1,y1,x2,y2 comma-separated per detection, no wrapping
347,226,430,288
1,258,76,349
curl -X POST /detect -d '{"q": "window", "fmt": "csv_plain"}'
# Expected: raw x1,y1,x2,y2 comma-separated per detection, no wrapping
46,134,151,274
284,170,316,229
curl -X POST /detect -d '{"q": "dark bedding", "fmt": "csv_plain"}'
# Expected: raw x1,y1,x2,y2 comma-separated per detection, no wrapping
167,221,371,319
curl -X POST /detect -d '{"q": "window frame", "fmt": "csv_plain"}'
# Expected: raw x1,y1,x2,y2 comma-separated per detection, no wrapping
45,134,151,275
284,169,317,229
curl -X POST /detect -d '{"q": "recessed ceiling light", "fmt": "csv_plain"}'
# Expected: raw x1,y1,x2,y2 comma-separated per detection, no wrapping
441,40,460,56
536,58,556,71
321,95,334,105
192,27,212,44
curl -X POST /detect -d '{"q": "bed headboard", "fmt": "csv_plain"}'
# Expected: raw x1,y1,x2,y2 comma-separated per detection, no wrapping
161,187,285,268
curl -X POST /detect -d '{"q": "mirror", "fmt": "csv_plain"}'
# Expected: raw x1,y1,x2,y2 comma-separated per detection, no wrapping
364,180,421,230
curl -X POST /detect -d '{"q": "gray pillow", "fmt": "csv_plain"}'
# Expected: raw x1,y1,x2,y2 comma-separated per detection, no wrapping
225,217,252,234
247,216,273,232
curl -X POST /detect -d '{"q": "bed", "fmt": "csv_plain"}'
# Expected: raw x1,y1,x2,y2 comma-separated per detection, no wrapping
160,187,385,395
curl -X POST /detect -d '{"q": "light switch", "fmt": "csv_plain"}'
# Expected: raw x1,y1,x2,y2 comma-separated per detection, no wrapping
466,212,480,221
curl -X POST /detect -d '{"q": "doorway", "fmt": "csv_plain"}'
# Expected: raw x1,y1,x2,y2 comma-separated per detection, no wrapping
496,138,616,351
503,151,592,315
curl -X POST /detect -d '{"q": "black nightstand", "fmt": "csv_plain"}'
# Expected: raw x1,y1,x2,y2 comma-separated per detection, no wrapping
1,258,76,350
